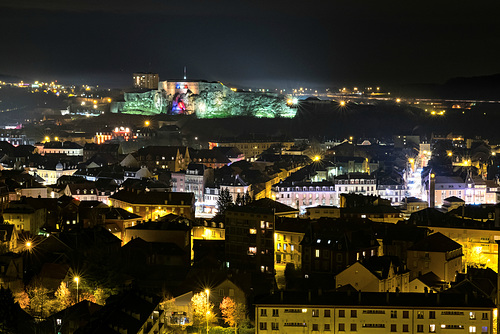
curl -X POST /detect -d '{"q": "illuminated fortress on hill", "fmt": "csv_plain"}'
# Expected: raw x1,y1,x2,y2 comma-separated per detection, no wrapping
111,80,297,118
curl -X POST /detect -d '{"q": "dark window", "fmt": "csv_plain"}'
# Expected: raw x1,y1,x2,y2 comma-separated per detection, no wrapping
417,324,424,332
350,323,357,332
339,323,345,331
403,311,409,319
429,311,435,319
312,324,319,331
339,310,345,318
312,309,319,317
391,310,397,318
259,322,267,330
351,310,357,318
324,310,331,317
403,324,409,332
324,324,331,331
391,324,397,332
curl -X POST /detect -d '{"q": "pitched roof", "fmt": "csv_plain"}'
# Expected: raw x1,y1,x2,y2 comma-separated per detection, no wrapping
255,290,495,308
362,255,407,279
408,232,462,252
110,189,193,206
443,196,465,203
126,214,191,231
250,198,299,215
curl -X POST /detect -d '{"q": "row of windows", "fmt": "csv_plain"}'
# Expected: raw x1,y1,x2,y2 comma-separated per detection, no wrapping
260,309,489,321
259,323,488,333
276,243,297,252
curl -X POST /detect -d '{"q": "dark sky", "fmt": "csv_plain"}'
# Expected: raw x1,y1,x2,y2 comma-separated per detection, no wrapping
1,0,500,89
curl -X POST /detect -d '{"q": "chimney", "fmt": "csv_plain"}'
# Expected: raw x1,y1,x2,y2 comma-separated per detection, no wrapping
308,290,311,303
280,291,283,302
436,293,440,305
358,291,362,304
386,291,390,304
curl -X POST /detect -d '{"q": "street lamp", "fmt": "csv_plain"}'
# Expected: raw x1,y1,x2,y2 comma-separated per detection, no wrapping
205,289,210,334
74,277,80,303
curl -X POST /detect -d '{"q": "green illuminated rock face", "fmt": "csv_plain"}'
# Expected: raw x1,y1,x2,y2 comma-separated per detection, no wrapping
118,83,296,118
122,90,168,115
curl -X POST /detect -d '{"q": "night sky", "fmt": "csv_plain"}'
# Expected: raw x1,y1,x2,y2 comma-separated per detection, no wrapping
2,0,500,88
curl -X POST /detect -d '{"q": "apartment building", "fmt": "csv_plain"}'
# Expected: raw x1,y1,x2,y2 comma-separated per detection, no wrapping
255,291,494,334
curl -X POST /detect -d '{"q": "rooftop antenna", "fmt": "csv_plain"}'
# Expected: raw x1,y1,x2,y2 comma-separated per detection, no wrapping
183,66,187,80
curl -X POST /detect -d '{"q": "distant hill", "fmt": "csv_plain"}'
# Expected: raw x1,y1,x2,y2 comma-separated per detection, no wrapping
0,74,23,83
397,73,500,100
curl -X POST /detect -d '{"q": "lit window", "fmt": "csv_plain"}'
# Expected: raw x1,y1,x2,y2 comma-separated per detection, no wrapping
249,228,257,234
429,324,436,333
470,326,476,333
315,249,320,258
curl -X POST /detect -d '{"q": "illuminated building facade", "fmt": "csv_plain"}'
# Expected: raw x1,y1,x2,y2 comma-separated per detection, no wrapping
32,163,78,186
220,175,251,203
427,225,500,273
133,72,159,90
274,181,337,212
255,291,494,334
209,140,295,161
136,146,190,172
36,141,83,156
423,174,498,207
274,219,306,289
109,189,195,220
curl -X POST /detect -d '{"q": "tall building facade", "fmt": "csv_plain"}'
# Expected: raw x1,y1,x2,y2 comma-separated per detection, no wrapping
133,72,159,90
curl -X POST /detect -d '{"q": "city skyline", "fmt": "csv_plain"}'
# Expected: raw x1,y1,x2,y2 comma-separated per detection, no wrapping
2,1,500,88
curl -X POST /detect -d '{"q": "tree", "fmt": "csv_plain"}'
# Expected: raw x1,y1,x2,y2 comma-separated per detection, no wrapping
54,282,73,312
220,297,246,334
190,291,215,331
217,188,233,215
243,191,252,206
12,288,29,310
26,278,52,319
93,287,108,306
235,193,243,206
